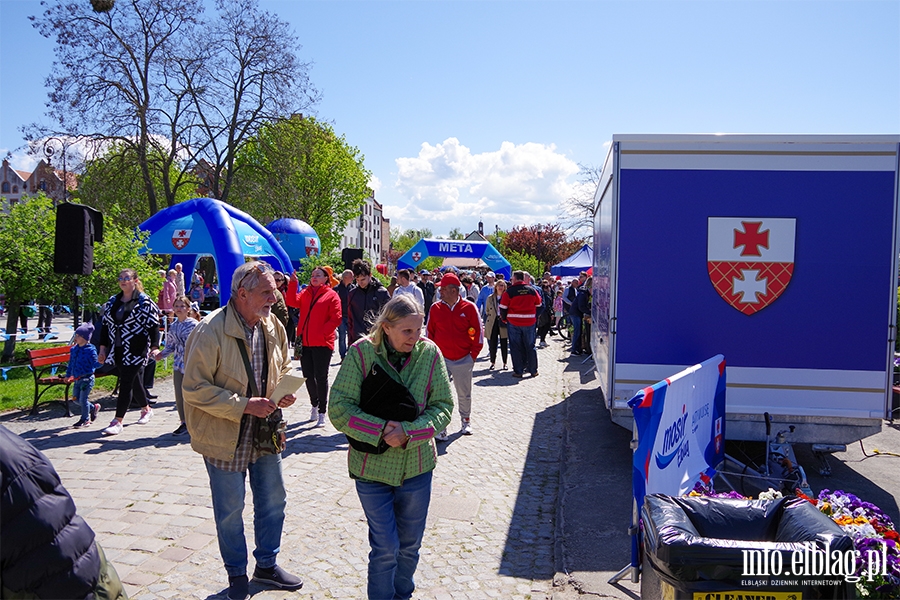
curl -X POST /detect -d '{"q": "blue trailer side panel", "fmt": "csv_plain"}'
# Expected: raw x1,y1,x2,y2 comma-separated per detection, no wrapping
615,169,896,371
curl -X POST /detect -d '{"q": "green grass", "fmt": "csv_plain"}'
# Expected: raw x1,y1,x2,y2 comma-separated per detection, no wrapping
0,342,173,414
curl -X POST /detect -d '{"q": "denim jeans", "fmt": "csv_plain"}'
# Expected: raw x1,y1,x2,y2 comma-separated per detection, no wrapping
356,470,433,600
337,319,348,358
507,324,538,376
73,376,95,422
570,314,583,353
204,453,287,577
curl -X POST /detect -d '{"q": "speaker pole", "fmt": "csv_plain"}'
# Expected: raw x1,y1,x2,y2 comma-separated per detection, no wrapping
73,275,81,329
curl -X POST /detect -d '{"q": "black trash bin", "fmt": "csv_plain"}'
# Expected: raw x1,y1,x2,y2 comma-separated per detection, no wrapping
641,494,856,600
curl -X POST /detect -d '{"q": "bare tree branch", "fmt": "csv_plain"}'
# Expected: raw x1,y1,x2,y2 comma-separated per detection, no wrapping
559,163,602,238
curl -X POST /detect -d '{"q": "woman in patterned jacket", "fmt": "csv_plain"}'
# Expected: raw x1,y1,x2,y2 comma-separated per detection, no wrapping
329,294,453,600
98,268,160,436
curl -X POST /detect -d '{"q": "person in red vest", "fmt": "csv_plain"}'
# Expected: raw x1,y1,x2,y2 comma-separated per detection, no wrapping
426,272,483,439
499,270,542,378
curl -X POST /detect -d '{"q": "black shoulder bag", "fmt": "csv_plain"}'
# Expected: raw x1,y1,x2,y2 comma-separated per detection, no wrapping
347,362,419,454
234,330,287,455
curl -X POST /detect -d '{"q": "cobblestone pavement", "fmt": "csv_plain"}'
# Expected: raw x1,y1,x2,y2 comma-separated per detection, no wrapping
2,332,597,600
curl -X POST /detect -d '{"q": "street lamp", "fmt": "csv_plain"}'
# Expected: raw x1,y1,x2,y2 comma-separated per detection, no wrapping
536,224,543,273
42,137,71,204
42,136,80,328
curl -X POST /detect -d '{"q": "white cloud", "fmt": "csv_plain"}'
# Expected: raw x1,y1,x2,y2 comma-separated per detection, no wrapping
369,175,383,195
388,138,579,235
2,148,38,172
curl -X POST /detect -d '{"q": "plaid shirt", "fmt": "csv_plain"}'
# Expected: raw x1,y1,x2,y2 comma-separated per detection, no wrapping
205,313,266,472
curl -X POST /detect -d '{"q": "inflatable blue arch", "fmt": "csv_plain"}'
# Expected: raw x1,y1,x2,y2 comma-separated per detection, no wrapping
138,198,293,305
396,238,511,280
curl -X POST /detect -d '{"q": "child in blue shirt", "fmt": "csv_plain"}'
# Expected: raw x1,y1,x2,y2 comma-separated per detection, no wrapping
65,323,104,428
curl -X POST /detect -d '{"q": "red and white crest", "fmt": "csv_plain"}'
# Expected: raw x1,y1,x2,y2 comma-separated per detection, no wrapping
707,218,796,315
305,237,319,256
172,229,192,250
412,252,421,263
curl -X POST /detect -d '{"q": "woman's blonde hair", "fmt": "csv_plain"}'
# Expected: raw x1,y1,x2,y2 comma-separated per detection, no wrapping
368,294,424,356
119,268,144,293
494,279,507,294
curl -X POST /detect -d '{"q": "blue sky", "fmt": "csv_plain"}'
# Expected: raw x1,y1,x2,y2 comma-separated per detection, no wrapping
1,0,898,237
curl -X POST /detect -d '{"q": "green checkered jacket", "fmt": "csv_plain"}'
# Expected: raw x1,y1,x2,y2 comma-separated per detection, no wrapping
329,337,453,486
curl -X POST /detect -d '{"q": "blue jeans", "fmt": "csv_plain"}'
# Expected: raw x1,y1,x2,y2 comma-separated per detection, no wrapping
507,324,538,376
337,319,348,358
356,470,433,600
570,314,583,353
73,376,94,422
204,453,287,577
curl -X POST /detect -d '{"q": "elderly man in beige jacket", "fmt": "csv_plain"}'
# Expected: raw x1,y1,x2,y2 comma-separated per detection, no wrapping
182,260,302,600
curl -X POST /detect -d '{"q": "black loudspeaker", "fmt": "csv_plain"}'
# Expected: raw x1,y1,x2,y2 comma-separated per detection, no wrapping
342,247,364,270
54,204,104,275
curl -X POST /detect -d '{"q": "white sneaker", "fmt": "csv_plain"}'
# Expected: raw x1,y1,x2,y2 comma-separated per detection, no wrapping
137,408,153,424
460,419,473,435
102,420,123,436
310,406,319,422
316,413,326,428
435,429,449,442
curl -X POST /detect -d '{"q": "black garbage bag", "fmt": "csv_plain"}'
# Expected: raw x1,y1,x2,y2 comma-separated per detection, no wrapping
641,494,856,600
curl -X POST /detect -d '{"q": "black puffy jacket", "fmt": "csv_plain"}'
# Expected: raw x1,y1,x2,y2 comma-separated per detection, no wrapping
347,279,391,342
0,425,100,599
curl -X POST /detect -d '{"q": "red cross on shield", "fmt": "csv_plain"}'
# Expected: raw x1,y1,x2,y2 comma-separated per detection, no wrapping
707,217,796,315
412,252,421,263
171,229,192,250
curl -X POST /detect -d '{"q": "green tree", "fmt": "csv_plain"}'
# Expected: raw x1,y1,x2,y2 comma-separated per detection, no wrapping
0,195,65,360
503,223,584,273
447,227,465,240
81,223,165,311
293,248,346,285
504,249,543,281
230,115,371,253
0,195,163,361
76,144,199,230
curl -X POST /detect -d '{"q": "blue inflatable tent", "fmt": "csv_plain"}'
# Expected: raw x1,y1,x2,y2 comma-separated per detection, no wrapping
138,198,293,305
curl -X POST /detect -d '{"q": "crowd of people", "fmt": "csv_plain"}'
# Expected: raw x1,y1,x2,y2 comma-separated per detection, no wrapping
3,257,594,600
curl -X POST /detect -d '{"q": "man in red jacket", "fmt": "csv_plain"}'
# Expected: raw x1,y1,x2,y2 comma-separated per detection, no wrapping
499,270,542,378
426,272,483,439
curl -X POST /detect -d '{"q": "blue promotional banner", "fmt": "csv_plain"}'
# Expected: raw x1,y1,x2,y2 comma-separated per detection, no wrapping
627,354,727,568
396,238,512,279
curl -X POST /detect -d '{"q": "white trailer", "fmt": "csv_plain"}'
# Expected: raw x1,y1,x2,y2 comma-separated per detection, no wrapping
591,134,900,443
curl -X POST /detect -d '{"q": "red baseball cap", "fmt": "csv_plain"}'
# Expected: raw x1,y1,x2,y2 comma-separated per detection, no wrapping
436,273,461,287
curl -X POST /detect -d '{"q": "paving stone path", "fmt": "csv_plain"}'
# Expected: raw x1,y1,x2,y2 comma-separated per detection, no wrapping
2,334,589,600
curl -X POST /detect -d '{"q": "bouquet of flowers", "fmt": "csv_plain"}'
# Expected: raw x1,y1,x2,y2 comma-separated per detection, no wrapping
688,480,747,499
797,489,900,598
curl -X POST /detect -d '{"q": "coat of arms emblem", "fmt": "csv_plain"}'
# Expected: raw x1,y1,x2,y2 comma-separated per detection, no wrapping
412,252,421,262
172,229,192,250
707,218,796,315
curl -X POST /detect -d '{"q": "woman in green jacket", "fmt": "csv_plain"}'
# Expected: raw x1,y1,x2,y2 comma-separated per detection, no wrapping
330,294,453,600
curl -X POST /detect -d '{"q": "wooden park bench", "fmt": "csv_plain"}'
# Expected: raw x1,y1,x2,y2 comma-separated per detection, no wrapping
26,345,117,416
